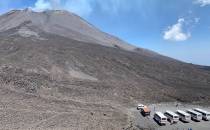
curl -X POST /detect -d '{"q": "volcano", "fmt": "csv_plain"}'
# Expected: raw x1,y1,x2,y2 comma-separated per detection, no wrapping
0,9,209,130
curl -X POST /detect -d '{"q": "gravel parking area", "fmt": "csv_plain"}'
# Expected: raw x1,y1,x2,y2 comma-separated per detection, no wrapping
131,102,210,130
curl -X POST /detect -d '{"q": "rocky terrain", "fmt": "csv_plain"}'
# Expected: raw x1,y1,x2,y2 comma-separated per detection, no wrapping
0,9,210,130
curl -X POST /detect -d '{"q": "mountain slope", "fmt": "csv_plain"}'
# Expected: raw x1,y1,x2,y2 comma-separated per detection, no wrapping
0,9,210,130
0,9,139,51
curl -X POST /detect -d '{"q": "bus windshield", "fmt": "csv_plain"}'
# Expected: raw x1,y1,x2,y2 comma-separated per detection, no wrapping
162,118,166,120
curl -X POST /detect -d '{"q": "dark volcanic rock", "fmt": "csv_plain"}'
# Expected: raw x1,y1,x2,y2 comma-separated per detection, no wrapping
0,9,209,130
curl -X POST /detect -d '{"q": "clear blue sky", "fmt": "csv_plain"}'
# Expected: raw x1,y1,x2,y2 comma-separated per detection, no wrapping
0,0,210,66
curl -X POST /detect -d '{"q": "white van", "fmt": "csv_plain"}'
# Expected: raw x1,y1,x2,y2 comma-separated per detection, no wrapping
154,112,167,125
137,104,145,110
164,110,179,123
176,110,191,123
187,109,202,121
194,108,210,121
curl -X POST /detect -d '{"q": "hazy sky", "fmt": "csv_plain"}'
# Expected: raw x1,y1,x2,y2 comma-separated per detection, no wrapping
0,0,210,66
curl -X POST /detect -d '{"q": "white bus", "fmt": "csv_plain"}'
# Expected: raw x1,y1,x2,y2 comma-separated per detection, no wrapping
176,110,191,123
194,108,210,121
154,112,167,125
187,109,202,121
164,110,179,123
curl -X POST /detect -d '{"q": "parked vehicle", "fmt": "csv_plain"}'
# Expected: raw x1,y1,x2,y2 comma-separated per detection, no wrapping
164,110,179,123
187,109,202,121
154,112,167,125
193,108,210,121
176,110,191,123
137,104,145,110
141,106,151,116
